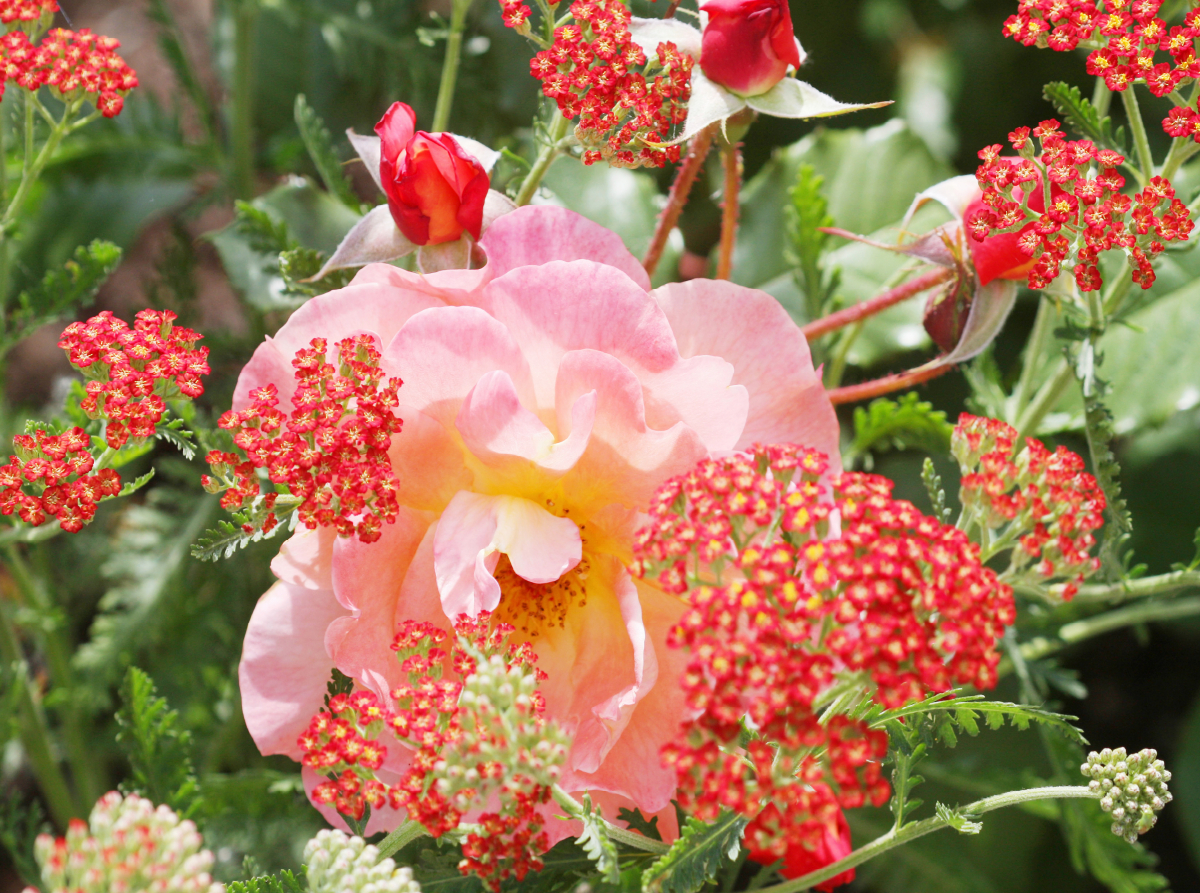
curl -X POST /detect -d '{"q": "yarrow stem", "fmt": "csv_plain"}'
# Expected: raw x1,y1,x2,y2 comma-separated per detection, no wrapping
642,121,719,278
827,363,954,405
715,141,742,281
1121,87,1154,185
1016,595,1200,664
752,786,1099,893
375,819,432,860
549,786,671,854
514,110,572,206
800,267,954,340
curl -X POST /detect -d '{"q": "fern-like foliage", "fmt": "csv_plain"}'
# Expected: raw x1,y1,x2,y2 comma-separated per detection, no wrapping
227,870,306,893
279,246,355,298
295,94,360,209
641,811,747,893
1081,386,1133,578
0,794,47,886
846,394,953,467
115,666,199,816
617,808,663,842
869,692,1086,747
578,797,621,884
234,201,295,257
920,457,952,523
192,499,290,562
786,163,840,321
1043,82,1127,154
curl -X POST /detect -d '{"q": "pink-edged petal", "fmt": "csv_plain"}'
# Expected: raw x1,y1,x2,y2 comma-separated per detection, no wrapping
239,581,348,759
653,279,841,463
313,205,417,279
478,205,650,290
456,370,594,482
383,306,536,427
270,526,336,592
326,506,436,697
434,491,582,618
388,406,474,513
233,283,444,411
628,16,702,59
640,355,748,452
556,349,709,509
347,130,385,194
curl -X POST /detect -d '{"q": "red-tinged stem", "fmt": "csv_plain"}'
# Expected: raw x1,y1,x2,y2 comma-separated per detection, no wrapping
828,362,954,405
642,123,718,278
715,141,742,281
664,0,682,16
801,266,953,340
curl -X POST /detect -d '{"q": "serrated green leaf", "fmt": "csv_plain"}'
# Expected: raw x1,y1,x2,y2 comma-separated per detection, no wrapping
115,666,199,816
0,794,47,886
920,457,953,523
226,871,305,893
578,796,621,884
617,807,663,842
642,811,747,893
117,469,156,498
1075,357,1133,577
295,94,360,209
233,201,295,257
847,393,953,467
786,163,840,321
935,802,983,835
1043,82,1126,154
155,415,197,461
6,240,121,351
870,692,1086,744
279,246,355,299
146,0,218,145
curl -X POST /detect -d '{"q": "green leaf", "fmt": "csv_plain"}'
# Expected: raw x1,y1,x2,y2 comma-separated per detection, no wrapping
935,802,983,835
617,807,663,842
278,246,355,299
578,796,621,884
641,811,747,893
155,414,198,461
1077,365,1133,577
6,239,121,347
846,393,953,467
226,871,305,893
294,94,360,209
0,794,47,886
117,469,156,498
1043,82,1127,155
868,692,1087,745
324,667,355,710
191,512,288,562
921,457,953,523
233,201,295,256
115,666,199,815
146,0,219,145
786,163,840,321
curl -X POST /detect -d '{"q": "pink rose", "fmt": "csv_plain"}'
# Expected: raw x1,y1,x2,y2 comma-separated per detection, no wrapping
235,205,839,838
375,101,489,246
699,0,803,96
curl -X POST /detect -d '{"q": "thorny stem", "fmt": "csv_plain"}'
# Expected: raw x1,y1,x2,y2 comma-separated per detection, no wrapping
514,112,572,206
827,362,953,405
642,122,719,278
800,267,953,341
1121,88,1153,187
551,785,671,854
715,141,742,280
754,787,1099,893
431,0,474,132
1016,596,1200,665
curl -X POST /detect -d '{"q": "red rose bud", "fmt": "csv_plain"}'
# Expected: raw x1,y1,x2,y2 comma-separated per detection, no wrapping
699,0,803,96
374,101,489,246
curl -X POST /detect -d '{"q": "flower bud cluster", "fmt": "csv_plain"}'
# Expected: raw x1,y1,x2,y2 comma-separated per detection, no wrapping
953,414,1105,598
205,335,402,543
1,426,119,530
521,0,691,168
59,309,209,449
635,444,1017,863
969,121,1193,291
298,616,565,891
1081,747,1172,843
25,791,222,893
303,829,422,893
0,25,138,116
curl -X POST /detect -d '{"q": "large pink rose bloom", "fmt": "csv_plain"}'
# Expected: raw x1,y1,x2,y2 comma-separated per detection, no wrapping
237,205,839,838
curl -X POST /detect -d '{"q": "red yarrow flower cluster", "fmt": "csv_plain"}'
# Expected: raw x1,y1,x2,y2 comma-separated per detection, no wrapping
0,26,138,115
968,121,1193,290
0,426,118,531
635,444,1016,880
953,414,1105,599
205,335,402,543
0,0,56,27
298,616,566,891
59,309,208,449
522,0,692,168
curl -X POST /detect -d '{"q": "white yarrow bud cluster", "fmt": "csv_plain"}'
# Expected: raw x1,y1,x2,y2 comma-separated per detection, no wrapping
1081,747,1173,844
303,829,422,893
29,791,222,893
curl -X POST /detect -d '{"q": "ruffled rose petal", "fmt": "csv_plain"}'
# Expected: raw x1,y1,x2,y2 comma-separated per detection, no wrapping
388,406,475,513
270,526,336,592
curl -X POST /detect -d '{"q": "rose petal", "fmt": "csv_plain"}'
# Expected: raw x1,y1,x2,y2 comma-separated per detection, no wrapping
679,69,746,140
628,16,703,59
745,77,891,119
347,130,385,194
313,205,418,279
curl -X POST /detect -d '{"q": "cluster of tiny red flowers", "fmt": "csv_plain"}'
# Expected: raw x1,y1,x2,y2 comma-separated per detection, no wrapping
299,616,564,891
0,427,118,531
953,414,1105,598
0,0,55,27
0,26,138,116
969,121,1193,290
520,0,691,168
59,309,208,449
204,335,402,543
635,444,1017,858
1003,0,1200,93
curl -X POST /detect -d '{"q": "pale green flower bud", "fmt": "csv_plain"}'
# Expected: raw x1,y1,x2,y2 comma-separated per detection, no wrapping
303,829,423,893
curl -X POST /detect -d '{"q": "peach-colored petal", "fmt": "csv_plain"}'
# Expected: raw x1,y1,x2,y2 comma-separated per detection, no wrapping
434,492,583,618
556,349,708,508
383,306,536,428
456,370,595,486
389,407,474,513
233,283,444,411
269,526,336,592
653,279,841,463
239,581,348,759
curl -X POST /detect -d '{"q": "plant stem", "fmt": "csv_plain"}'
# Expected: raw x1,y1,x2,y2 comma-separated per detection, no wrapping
0,599,78,827
1017,596,1200,665
1010,294,1057,423
514,112,572,206
1,99,75,235
550,786,671,854
825,320,863,389
431,0,474,132
1091,76,1111,119
753,786,1098,893
1073,567,1200,603
231,0,258,199
1121,88,1153,186
642,122,718,278
801,267,952,341
376,819,431,858
715,141,741,280
828,362,953,405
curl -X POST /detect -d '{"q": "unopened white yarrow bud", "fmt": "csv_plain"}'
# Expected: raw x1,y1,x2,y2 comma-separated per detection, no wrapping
304,829,423,893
